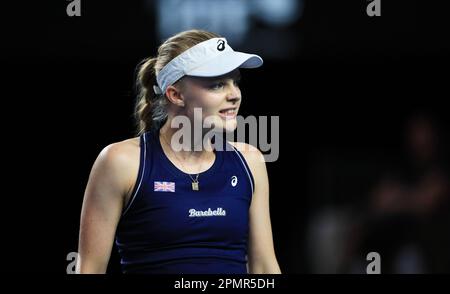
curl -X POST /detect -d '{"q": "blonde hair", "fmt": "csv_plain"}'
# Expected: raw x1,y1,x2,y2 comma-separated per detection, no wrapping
134,29,220,135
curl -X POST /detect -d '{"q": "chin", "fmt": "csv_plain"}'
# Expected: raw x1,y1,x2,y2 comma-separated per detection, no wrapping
222,118,238,133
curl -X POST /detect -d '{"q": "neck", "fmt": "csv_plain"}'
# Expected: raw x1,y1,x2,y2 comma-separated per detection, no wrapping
159,119,214,162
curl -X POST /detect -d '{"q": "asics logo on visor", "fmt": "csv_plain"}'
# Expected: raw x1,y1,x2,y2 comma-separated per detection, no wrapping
217,39,225,51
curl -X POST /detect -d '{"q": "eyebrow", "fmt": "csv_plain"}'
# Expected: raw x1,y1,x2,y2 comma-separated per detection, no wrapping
209,72,241,82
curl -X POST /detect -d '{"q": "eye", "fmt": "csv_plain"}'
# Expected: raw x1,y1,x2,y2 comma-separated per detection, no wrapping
210,82,225,90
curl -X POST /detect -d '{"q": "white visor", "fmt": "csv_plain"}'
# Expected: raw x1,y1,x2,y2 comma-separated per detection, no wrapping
155,37,263,95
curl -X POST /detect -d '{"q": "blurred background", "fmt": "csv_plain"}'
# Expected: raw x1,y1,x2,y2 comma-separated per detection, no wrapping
1,0,449,273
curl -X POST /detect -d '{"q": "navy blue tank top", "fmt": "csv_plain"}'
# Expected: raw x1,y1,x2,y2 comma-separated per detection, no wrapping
115,129,254,274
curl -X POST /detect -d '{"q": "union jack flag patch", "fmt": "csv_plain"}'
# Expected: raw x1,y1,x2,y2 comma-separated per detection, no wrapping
154,181,175,192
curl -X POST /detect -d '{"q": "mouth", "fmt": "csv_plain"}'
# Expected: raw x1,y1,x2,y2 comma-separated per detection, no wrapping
218,107,238,120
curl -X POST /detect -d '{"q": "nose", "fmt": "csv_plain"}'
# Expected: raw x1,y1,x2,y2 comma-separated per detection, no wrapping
226,83,241,103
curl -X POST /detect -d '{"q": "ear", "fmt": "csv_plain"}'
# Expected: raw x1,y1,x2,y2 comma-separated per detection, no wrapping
165,85,185,107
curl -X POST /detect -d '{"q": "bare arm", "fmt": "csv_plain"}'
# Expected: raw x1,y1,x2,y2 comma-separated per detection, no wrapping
77,140,139,273
232,142,281,274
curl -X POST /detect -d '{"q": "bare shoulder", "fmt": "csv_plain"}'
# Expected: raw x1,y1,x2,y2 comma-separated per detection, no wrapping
91,137,141,197
228,141,266,168
98,137,140,168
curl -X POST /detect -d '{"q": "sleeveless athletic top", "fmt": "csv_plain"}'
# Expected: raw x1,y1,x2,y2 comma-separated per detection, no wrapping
115,129,255,274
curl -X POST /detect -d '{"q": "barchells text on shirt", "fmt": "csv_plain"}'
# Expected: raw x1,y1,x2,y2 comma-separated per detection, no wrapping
189,207,226,217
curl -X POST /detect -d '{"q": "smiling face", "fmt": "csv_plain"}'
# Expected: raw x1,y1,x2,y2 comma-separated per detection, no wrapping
176,69,242,133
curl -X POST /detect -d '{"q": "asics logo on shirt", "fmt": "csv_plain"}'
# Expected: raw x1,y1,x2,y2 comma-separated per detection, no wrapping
231,176,238,187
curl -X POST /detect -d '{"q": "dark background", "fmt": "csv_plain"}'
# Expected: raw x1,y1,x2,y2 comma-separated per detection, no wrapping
1,0,449,273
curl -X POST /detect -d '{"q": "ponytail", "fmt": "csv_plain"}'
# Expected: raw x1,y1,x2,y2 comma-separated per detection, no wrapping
134,57,168,135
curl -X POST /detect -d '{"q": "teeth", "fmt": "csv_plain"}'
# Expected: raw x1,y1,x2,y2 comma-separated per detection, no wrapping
219,109,236,117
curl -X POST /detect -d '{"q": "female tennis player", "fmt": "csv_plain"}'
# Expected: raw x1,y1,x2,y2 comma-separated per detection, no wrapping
77,29,281,274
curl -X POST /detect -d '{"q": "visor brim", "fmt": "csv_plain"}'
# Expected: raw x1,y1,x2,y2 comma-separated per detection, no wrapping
186,51,263,77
